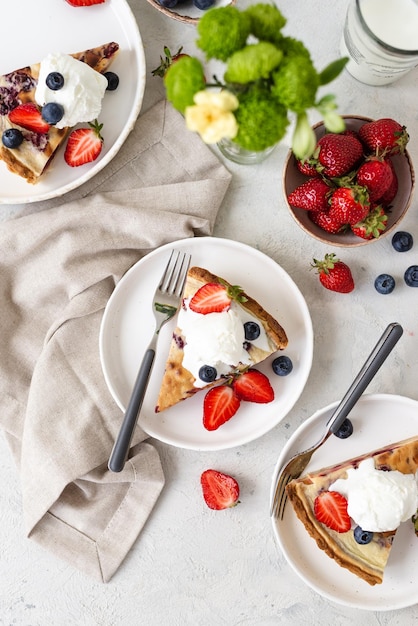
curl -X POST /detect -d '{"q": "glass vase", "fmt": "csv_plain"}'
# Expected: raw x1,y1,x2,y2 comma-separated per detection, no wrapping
217,137,277,165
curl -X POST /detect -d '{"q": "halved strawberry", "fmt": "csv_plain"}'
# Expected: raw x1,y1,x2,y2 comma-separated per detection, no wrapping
203,385,241,431
64,120,103,167
9,103,50,134
314,491,351,533
189,283,231,314
201,469,240,510
232,369,274,404
66,0,105,6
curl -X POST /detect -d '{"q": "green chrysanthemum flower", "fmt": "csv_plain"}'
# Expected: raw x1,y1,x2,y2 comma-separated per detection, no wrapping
196,6,251,61
234,87,289,151
224,42,283,84
271,54,319,113
244,3,286,42
164,56,206,114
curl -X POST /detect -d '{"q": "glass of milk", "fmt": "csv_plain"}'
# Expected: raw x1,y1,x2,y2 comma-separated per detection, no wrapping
340,0,418,85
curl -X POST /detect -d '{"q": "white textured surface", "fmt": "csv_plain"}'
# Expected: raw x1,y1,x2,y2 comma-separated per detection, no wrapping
1,0,418,623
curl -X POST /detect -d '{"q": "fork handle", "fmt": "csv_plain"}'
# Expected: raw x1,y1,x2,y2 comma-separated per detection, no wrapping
327,322,403,435
108,346,155,473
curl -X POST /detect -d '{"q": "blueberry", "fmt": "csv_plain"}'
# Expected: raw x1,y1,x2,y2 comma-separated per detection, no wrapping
353,526,374,545
46,72,64,91
193,0,215,8
157,0,178,7
199,365,217,383
2,128,23,148
392,231,413,252
42,102,64,125
244,321,260,341
104,71,119,91
272,355,293,376
404,265,418,287
333,418,353,439
374,274,395,294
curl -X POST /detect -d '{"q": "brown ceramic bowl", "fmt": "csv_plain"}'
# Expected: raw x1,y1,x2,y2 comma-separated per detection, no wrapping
283,115,415,247
145,0,236,25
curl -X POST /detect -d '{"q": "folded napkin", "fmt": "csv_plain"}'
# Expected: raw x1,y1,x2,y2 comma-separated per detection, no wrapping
0,99,231,582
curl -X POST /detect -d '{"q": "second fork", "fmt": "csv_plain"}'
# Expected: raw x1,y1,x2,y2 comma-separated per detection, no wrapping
108,250,191,473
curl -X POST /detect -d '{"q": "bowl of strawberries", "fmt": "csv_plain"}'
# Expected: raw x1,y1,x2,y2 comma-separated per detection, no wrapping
283,116,415,246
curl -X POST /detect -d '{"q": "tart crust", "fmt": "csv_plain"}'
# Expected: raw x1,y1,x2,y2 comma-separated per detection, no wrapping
0,42,119,183
286,435,418,585
155,266,288,413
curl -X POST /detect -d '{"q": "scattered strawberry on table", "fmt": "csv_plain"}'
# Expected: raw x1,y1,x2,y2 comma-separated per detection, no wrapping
151,47,190,78
64,119,104,167
288,117,410,241
312,253,355,293
65,0,105,6
201,469,240,510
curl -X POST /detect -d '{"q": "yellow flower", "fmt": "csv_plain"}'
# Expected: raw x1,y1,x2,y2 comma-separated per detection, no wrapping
185,90,239,144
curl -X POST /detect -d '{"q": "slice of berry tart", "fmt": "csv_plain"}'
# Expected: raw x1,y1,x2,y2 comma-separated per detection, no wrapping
286,436,418,586
0,41,119,183
155,266,288,413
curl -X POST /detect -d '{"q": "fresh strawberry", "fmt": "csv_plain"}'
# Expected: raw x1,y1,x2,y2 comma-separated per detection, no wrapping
287,177,332,212
9,103,50,134
232,369,274,404
356,157,393,201
309,209,346,234
65,0,105,6
152,46,189,78
314,491,351,533
201,469,240,510
328,185,370,225
189,283,231,314
203,385,241,431
314,132,363,177
296,158,319,177
312,253,355,293
64,120,103,167
358,118,409,155
189,281,246,315
379,158,398,205
351,204,388,240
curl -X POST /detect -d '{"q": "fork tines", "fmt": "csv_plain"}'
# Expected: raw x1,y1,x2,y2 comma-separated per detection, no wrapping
160,250,191,296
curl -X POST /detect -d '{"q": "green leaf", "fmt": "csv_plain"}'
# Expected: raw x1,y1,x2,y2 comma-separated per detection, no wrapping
318,57,349,85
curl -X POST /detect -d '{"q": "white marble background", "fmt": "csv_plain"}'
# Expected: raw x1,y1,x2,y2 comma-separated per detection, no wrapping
1,0,418,624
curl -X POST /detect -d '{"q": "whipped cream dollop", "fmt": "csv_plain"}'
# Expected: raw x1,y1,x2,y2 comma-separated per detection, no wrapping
35,52,107,129
330,457,418,532
177,300,271,388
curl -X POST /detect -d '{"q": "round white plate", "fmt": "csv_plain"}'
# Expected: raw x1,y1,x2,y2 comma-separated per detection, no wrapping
271,393,418,611
100,237,314,450
0,0,145,204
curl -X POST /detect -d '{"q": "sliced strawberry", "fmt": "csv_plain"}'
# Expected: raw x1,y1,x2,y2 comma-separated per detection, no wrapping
64,120,103,167
66,0,105,6
9,103,50,134
232,369,274,404
203,385,241,431
189,283,231,314
201,469,240,510
314,491,351,533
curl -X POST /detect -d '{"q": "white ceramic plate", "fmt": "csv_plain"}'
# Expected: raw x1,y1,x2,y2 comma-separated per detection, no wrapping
0,0,145,204
271,393,418,611
100,237,313,450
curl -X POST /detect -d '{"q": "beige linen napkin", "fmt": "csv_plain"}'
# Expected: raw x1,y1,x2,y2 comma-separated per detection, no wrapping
0,99,231,582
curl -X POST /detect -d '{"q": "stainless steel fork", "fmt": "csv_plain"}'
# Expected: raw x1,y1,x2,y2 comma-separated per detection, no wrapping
108,250,191,473
270,321,403,519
